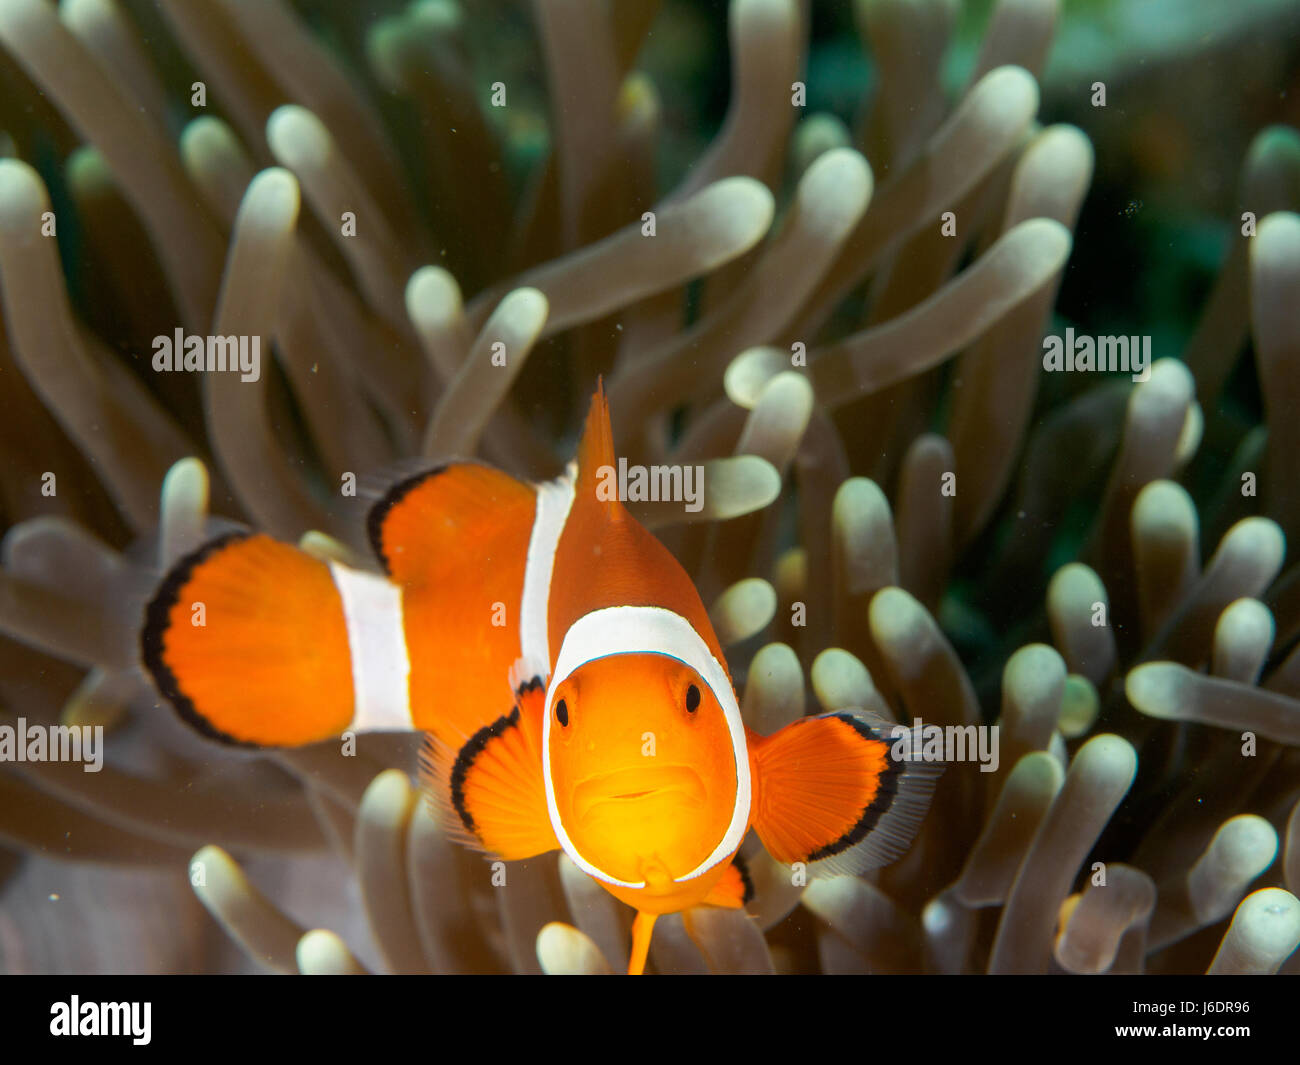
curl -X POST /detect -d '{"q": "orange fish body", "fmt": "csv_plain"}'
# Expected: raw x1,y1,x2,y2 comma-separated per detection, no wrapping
142,384,938,974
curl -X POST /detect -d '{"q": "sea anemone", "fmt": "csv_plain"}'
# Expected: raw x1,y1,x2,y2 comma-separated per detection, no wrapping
0,0,1298,975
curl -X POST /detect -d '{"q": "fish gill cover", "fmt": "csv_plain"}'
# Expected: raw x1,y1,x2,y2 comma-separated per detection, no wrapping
0,0,1297,978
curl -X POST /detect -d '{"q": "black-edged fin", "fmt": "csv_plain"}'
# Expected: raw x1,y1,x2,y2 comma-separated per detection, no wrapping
751,711,943,878
364,460,535,582
365,463,540,744
419,680,557,860
363,461,450,576
809,715,944,877
702,853,755,909
140,531,357,747
508,656,548,699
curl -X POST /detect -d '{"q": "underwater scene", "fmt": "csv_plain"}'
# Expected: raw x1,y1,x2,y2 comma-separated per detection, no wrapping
0,0,1299,989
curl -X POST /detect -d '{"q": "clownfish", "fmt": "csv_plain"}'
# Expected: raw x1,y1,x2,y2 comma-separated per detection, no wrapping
141,383,939,974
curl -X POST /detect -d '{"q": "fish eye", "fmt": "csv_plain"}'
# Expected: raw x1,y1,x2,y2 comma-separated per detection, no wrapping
555,698,569,728
686,684,700,713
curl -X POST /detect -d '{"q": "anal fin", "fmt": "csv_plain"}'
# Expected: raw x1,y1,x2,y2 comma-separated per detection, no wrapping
629,911,657,976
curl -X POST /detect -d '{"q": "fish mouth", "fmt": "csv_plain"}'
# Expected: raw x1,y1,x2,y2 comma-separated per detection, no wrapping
573,765,706,819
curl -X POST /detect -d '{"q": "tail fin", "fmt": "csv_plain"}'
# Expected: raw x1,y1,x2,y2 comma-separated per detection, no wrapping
141,533,375,746
751,712,942,877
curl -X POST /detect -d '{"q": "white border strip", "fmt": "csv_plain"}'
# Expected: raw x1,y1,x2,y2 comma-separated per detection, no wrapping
519,462,576,672
542,606,750,888
329,562,412,732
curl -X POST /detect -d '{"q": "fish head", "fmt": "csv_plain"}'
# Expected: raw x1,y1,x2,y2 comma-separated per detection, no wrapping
545,651,738,885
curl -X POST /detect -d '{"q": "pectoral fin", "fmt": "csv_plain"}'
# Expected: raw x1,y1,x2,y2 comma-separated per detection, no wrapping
421,676,558,860
750,713,941,877
702,855,754,909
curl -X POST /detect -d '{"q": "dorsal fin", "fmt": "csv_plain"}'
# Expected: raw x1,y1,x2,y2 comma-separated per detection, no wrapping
575,377,624,523
546,380,733,674
361,461,539,745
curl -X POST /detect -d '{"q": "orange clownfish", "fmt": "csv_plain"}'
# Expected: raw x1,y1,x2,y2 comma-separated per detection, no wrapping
141,384,939,974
